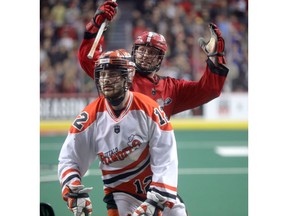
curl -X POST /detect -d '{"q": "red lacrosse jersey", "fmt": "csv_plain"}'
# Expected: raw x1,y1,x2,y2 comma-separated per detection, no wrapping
78,35,228,119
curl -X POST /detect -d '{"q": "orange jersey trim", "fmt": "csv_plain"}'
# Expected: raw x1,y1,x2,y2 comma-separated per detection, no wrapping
131,92,173,131
61,168,81,179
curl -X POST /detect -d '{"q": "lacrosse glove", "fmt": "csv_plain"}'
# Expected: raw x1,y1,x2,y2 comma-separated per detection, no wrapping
86,0,118,34
132,191,167,216
64,184,93,216
198,23,226,65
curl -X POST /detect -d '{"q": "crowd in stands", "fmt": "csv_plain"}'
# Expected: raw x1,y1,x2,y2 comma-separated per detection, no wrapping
40,0,248,94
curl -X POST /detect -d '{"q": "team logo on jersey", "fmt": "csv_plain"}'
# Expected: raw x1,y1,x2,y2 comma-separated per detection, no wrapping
164,97,172,106
114,125,120,134
98,134,144,165
156,97,172,110
127,134,143,149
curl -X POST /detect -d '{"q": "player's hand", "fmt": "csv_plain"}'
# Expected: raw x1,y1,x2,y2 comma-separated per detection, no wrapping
85,0,117,34
65,184,93,216
94,0,118,27
132,191,167,216
198,23,226,65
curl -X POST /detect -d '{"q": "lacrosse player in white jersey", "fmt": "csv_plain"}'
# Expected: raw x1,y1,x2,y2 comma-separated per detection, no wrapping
58,49,183,216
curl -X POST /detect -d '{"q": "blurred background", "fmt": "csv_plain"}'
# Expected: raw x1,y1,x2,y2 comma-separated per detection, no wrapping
40,0,248,215
40,0,248,120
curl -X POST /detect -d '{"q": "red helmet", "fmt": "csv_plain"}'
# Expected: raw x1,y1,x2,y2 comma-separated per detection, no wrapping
134,31,168,53
132,31,167,75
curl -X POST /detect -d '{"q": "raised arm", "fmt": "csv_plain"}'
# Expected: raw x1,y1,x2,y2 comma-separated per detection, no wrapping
170,23,229,116
78,0,118,79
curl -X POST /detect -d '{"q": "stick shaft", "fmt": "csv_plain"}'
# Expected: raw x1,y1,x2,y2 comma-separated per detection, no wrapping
87,21,106,59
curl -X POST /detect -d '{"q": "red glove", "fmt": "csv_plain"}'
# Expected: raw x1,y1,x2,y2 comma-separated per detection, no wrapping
86,0,118,34
94,0,118,26
198,23,226,65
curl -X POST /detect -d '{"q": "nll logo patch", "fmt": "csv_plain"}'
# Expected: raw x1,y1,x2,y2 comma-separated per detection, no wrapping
114,125,120,134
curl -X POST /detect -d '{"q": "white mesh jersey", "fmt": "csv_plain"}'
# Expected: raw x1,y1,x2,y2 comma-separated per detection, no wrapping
58,91,178,205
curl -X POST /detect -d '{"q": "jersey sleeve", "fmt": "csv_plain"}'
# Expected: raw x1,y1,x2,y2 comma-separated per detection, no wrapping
147,100,178,206
171,58,229,115
58,106,98,193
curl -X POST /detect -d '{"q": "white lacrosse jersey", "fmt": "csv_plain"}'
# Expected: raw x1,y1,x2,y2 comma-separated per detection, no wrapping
58,91,178,205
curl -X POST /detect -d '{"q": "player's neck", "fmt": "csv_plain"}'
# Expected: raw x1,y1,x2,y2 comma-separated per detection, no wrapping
110,90,130,111
146,72,159,84
147,71,156,79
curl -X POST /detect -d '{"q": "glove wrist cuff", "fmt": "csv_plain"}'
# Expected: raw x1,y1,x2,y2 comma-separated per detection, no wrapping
66,192,89,198
86,19,100,34
93,9,105,26
146,198,165,211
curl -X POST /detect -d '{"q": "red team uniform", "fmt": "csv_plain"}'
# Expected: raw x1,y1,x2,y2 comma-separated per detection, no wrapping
78,37,228,119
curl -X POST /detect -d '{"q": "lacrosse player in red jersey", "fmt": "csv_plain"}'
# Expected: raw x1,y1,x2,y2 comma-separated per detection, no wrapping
78,0,228,119
58,49,179,216
77,1,229,215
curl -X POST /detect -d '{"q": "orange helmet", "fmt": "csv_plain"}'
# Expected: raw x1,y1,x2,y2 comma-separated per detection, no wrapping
94,49,135,105
94,49,135,84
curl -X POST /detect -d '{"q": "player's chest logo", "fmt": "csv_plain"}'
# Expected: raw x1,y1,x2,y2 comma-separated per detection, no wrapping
98,134,144,165
114,125,120,134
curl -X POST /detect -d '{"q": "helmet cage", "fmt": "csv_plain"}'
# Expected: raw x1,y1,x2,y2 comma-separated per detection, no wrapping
132,44,165,74
94,51,135,101
131,31,167,75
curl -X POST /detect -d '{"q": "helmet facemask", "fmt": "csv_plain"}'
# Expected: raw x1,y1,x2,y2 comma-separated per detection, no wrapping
94,50,135,106
132,45,164,75
131,31,167,76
